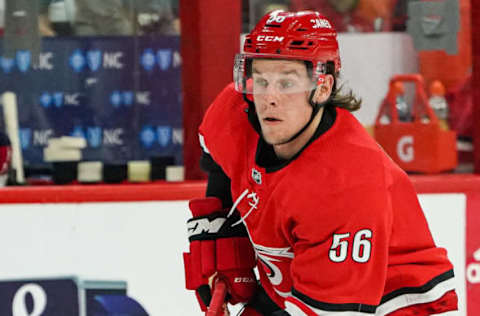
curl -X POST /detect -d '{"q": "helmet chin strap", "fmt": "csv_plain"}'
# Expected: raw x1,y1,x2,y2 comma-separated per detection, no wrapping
244,88,330,146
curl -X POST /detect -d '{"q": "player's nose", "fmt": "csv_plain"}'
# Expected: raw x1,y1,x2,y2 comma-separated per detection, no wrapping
262,90,280,108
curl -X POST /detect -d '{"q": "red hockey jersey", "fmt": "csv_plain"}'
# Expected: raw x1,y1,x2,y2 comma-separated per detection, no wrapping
199,83,458,315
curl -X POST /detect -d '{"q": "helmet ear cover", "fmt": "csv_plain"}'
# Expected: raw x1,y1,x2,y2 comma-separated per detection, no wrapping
305,60,337,95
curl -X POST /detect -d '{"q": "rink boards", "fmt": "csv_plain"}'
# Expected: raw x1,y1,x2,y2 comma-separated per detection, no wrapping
0,177,478,315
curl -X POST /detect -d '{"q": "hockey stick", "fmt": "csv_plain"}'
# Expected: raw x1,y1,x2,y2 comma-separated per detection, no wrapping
206,279,227,316
1,92,24,184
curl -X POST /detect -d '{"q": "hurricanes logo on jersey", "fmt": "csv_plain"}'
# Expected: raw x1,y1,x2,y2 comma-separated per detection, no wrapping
253,243,293,297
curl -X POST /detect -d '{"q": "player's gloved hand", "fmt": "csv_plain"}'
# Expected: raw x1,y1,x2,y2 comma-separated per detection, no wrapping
183,197,257,312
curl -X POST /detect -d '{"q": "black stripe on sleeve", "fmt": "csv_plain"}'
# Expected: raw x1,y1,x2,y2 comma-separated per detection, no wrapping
380,269,455,304
291,288,377,313
291,269,454,314
200,151,233,208
200,151,223,173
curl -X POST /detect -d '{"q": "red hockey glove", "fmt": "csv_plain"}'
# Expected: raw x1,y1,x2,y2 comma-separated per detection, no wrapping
183,197,257,312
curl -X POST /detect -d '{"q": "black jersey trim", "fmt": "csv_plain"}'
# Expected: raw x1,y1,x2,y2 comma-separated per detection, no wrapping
247,283,284,315
291,288,377,313
200,151,234,208
379,269,455,304
291,269,455,314
200,151,224,173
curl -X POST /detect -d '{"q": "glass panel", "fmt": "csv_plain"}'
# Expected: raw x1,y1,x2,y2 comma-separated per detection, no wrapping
244,0,413,33
0,0,182,183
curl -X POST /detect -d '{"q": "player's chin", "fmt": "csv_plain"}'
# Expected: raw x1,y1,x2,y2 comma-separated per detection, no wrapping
260,132,275,145
261,133,288,146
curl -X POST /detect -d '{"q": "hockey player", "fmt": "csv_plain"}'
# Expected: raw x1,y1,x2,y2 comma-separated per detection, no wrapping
183,10,458,315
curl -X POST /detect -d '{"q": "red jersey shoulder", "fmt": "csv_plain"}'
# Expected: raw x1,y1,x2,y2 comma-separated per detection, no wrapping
199,83,255,176
200,83,246,136
282,108,394,195
271,109,396,234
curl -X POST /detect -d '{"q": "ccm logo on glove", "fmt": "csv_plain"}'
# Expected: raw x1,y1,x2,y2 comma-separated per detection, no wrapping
234,277,255,283
187,217,226,237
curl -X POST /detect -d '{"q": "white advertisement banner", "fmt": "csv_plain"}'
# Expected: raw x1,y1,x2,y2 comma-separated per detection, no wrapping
0,194,468,315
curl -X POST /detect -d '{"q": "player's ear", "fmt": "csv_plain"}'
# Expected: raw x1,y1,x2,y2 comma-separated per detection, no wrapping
312,74,334,104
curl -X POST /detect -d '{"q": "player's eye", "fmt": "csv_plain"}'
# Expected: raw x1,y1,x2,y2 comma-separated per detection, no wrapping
278,79,295,90
254,78,268,88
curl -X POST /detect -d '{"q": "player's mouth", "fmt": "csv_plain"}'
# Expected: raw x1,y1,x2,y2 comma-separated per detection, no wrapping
263,117,282,125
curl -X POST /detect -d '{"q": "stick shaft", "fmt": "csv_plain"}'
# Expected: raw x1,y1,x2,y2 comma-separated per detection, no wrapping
2,92,24,183
206,279,227,316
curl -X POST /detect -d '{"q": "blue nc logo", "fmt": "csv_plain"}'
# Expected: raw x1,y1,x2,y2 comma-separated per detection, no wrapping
0,57,15,73
140,126,156,148
157,49,172,71
71,126,85,139
140,49,156,71
157,126,172,147
122,91,134,106
87,50,102,71
87,127,102,148
69,49,86,72
110,91,122,108
40,92,52,108
16,50,31,73
53,92,64,108
19,128,31,149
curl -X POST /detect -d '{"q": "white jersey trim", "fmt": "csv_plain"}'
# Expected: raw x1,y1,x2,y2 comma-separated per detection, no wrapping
375,277,456,315
285,275,455,315
198,133,210,154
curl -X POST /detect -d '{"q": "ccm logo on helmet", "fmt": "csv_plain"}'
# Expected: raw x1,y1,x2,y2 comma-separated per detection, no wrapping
257,35,284,42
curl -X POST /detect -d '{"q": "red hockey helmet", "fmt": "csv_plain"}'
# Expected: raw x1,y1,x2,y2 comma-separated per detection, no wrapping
234,10,341,94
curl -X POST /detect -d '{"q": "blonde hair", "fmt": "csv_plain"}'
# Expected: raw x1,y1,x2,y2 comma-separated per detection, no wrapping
331,82,362,112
